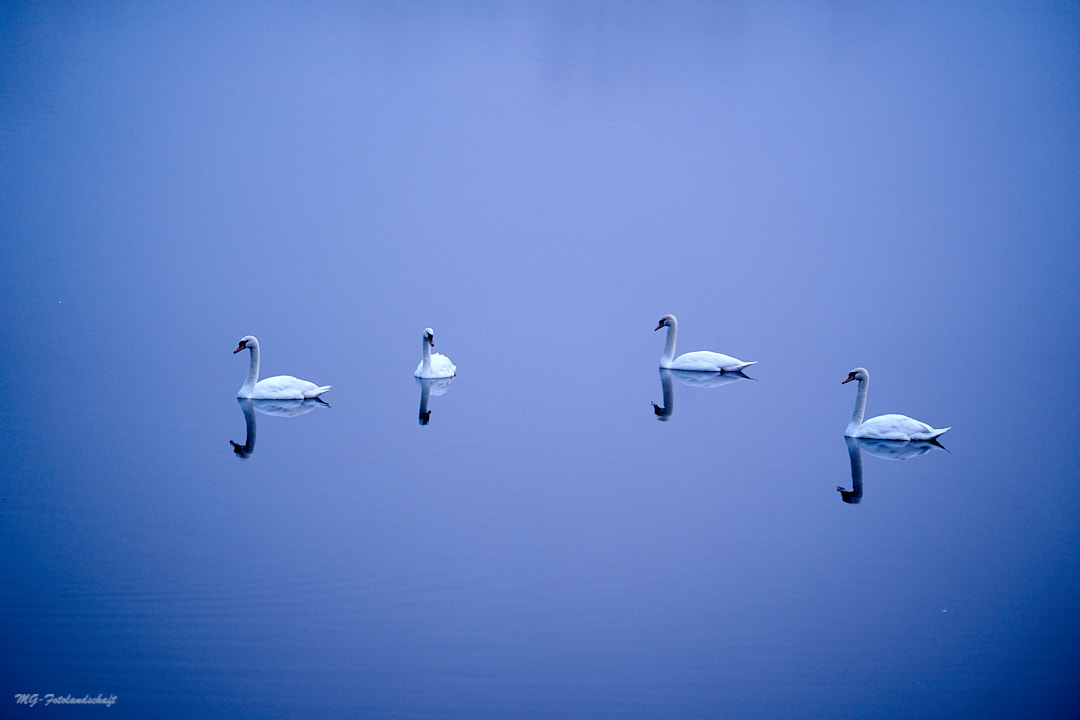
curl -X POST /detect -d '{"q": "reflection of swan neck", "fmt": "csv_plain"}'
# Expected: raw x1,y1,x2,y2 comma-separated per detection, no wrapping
654,369,674,420
419,379,431,424
241,341,261,396
849,375,868,433
839,437,863,503
233,399,257,458
660,321,678,367
420,336,433,375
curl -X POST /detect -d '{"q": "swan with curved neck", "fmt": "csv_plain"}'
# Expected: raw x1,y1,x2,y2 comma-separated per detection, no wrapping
415,328,456,379
233,335,331,400
654,314,756,372
842,367,949,441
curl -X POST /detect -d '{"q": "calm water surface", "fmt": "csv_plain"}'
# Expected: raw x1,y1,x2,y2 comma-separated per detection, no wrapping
2,2,1079,718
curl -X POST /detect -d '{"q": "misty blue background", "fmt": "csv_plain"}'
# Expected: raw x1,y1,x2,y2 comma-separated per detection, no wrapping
2,2,1079,718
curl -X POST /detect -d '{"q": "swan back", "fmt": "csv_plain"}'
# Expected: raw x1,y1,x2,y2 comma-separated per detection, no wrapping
851,414,949,441
669,352,756,373
251,375,332,400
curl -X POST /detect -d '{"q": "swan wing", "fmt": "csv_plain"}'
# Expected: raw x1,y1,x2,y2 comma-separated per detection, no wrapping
852,414,948,441
669,351,755,373
252,375,330,400
415,353,457,379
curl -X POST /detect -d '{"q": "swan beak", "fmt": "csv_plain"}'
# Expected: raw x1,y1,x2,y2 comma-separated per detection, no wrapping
654,323,663,331
233,344,245,354
428,337,435,347
842,376,854,384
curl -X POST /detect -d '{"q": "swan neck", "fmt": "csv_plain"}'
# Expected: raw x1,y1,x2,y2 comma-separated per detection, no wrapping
849,376,868,432
242,343,260,394
660,323,677,367
421,337,433,374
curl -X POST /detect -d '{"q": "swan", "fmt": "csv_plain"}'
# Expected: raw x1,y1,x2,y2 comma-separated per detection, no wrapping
414,328,456,379
654,314,756,372
233,335,331,400
842,367,949,441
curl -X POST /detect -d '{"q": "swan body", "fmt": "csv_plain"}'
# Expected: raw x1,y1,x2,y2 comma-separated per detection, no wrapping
415,328,456,379
842,367,949,441
233,335,331,400
655,314,756,372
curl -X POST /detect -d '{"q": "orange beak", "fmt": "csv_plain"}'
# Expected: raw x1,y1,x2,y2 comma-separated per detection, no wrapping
233,344,245,354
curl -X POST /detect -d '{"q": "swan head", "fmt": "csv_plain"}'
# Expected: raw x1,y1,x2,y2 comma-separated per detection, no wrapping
655,314,676,331
843,368,869,384
423,328,435,347
234,335,258,354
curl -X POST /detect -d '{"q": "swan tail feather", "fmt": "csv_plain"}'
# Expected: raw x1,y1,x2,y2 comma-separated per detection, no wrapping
311,385,332,398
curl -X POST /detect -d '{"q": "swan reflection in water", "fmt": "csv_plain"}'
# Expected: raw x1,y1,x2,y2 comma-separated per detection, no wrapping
417,376,454,425
652,368,752,421
837,436,946,503
230,397,328,459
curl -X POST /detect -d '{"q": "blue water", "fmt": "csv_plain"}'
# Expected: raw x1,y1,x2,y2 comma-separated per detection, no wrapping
3,2,1080,718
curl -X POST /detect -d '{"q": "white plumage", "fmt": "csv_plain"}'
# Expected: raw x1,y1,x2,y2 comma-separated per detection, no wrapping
234,335,331,400
654,314,756,372
415,328,456,379
842,368,949,441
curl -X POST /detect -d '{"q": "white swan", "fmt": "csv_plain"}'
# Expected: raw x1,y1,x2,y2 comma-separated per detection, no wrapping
843,367,949,441
233,335,331,400
654,314,756,372
414,328,456,379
